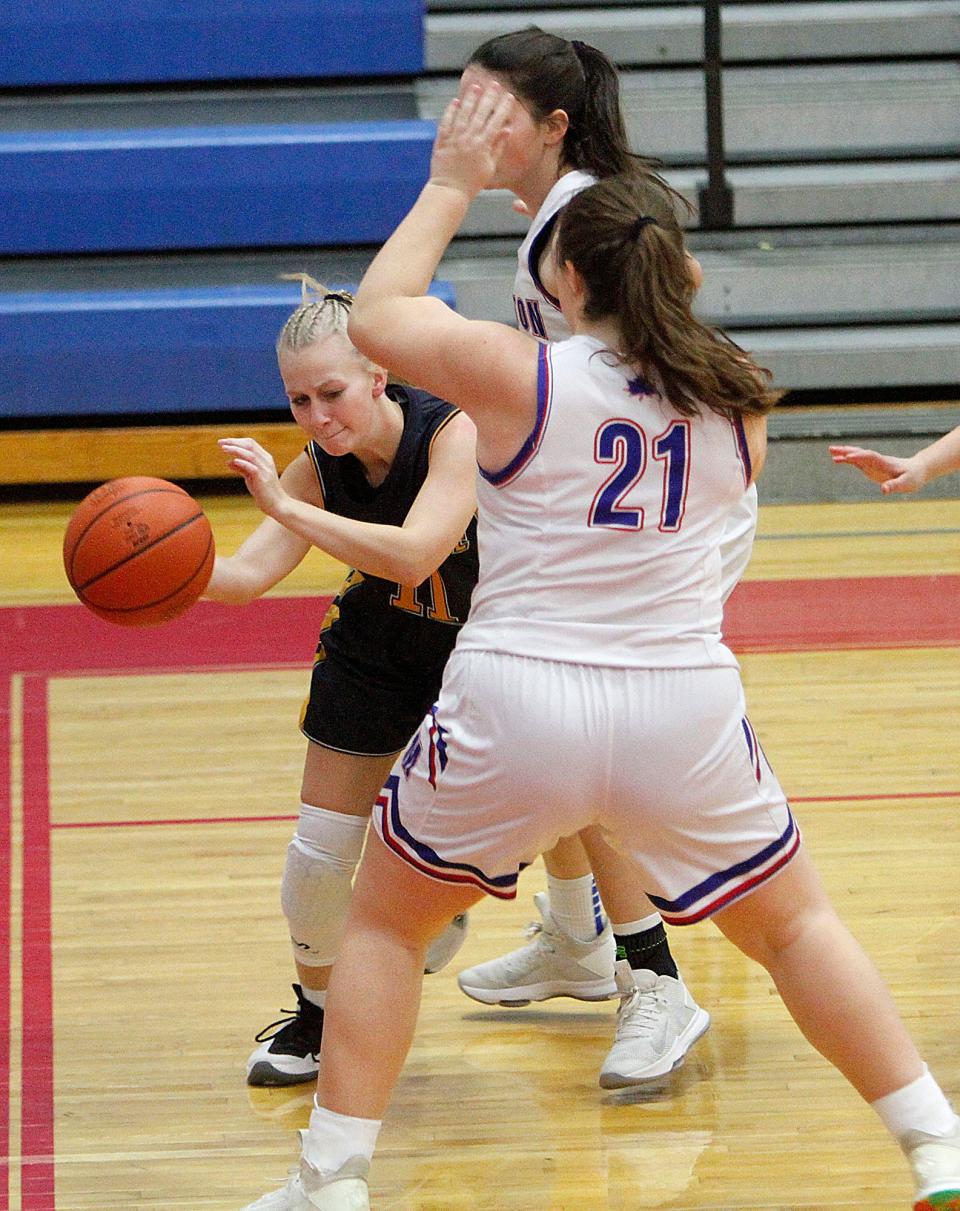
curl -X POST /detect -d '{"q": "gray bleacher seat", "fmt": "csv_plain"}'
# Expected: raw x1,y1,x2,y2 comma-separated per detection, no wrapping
741,324,960,390
418,62,960,165
425,2,960,69
435,232,960,327
727,161,960,226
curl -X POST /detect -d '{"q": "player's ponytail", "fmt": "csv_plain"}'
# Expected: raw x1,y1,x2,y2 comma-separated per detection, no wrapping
555,175,780,420
276,273,395,381
566,39,642,179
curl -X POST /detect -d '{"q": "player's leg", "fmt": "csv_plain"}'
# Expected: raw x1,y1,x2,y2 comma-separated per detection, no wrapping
242,831,482,1211
246,742,395,1088
712,848,960,1210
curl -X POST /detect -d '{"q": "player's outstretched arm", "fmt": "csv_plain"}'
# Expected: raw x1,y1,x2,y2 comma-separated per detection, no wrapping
830,425,960,495
216,419,477,588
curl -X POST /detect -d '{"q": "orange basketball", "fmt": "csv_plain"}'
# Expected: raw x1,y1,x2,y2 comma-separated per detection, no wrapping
63,477,215,627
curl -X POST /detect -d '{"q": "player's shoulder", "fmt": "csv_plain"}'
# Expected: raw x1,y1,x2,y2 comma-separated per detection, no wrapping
392,384,460,429
538,170,597,223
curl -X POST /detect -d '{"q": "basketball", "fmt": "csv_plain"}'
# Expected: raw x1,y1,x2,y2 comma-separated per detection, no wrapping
63,477,215,627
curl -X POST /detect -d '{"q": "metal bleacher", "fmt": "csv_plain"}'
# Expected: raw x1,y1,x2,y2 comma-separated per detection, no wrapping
0,0,958,477
423,2,960,392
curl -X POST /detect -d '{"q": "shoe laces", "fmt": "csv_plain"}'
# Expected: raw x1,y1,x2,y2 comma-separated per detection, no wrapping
615,983,664,1041
523,919,555,950
253,985,323,1046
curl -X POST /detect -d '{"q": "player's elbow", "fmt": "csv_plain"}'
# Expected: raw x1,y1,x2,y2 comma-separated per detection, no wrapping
385,553,438,588
347,306,389,367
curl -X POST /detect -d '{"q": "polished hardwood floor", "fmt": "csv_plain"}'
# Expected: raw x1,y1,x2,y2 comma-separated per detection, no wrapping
2,488,959,1210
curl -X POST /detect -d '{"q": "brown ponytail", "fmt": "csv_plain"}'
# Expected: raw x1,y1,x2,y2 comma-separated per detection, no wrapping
555,175,780,420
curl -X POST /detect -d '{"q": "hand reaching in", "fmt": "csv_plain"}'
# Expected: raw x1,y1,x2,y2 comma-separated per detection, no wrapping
828,445,925,494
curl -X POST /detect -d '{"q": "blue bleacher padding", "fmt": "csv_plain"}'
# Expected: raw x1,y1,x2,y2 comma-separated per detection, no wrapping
0,0,425,87
0,122,435,255
0,281,456,420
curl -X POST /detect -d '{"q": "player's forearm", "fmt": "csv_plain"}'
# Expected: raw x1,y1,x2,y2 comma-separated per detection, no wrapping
913,426,960,487
272,496,449,586
204,555,272,605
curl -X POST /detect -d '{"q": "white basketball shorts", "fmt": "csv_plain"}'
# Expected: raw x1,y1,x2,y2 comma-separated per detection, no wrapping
371,648,799,924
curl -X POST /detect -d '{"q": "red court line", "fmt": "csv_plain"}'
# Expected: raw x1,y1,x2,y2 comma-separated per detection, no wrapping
51,814,298,830
1,572,959,682
20,676,54,1211
46,791,960,831
0,676,10,1211
0,598,321,676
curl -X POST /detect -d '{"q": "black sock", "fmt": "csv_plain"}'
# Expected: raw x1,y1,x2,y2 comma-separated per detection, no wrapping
614,922,678,979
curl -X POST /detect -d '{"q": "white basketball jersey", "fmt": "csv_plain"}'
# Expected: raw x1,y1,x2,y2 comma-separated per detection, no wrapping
458,336,752,669
513,170,596,342
512,170,758,597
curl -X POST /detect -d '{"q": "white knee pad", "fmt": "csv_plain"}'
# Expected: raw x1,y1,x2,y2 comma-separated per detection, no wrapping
280,803,368,967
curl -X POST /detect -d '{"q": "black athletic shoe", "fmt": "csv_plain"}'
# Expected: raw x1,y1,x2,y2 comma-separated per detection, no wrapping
245,984,324,1087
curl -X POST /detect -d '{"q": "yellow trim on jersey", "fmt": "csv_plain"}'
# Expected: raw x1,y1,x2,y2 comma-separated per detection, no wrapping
305,441,327,510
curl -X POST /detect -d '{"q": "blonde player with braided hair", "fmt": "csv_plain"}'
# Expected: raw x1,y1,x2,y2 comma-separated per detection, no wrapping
204,275,478,1087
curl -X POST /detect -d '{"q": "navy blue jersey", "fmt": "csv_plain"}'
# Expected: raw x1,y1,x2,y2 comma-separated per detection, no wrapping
300,387,478,755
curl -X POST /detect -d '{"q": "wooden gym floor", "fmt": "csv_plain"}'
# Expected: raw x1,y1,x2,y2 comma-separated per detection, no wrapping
1,488,959,1210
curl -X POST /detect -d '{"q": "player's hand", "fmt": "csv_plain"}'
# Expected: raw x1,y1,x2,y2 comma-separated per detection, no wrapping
828,445,924,494
218,437,288,515
429,80,515,200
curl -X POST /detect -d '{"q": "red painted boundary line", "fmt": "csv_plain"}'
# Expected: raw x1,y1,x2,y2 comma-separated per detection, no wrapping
723,573,960,652
51,814,298,830
20,677,54,1211
43,790,960,831
0,677,10,1211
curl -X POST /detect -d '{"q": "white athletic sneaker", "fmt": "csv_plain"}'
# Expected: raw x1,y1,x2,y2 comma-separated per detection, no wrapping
903,1119,960,1210
599,959,710,1088
242,1155,370,1211
457,891,617,1005
424,911,470,974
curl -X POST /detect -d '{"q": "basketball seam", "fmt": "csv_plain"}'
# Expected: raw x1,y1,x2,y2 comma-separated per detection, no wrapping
65,485,189,588
77,530,215,617
73,511,206,594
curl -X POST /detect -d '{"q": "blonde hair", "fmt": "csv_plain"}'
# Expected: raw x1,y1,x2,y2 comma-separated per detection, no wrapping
276,273,372,363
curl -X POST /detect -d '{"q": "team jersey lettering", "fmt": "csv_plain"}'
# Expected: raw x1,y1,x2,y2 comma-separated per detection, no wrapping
589,419,646,530
589,418,693,532
391,566,459,624
514,296,547,340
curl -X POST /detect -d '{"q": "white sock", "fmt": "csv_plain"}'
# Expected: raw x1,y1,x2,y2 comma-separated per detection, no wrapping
609,912,663,936
546,873,606,942
300,985,327,1010
302,1101,382,1173
871,1065,959,1142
